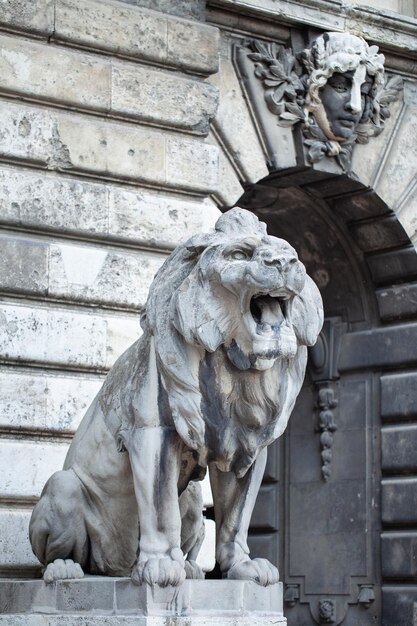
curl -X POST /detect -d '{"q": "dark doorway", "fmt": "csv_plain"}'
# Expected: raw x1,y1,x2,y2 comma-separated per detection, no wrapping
238,170,417,626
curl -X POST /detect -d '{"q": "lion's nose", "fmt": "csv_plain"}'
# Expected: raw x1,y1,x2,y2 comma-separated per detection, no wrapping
263,255,298,270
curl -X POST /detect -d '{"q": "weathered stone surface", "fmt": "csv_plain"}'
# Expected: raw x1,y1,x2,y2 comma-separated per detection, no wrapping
0,0,53,35
381,532,417,579
351,98,403,188
111,62,218,133
0,440,68,499
0,168,220,249
167,15,220,74
0,303,139,370
54,0,219,75
0,34,111,111
0,369,103,433
208,131,244,206
107,189,221,249
0,578,285,624
209,57,268,184
29,209,322,591
0,34,218,132
376,105,417,209
382,424,417,472
380,372,417,420
376,283,417,321
382,477,417,524
48,242,164,309
0,102,219,193
0,510,40,570
0,236,48,295
215,0,344,30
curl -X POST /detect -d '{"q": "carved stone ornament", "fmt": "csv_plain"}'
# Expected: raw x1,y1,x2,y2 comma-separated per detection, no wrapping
244,32,403,171
29,208,324,588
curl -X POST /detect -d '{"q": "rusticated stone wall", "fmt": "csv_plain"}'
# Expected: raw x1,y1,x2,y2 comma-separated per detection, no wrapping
0,0,221,576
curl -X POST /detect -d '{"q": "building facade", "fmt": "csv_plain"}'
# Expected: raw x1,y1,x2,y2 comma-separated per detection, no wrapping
0,1,417,624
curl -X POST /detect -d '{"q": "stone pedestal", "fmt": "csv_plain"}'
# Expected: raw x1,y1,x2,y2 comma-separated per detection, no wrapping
0,577,286,625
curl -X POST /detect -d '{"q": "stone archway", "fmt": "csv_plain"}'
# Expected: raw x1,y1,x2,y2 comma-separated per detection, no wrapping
207,32,417,626
237,172,417,626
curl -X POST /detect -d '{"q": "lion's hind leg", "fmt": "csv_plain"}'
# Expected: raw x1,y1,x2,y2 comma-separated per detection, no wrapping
29,469,88,582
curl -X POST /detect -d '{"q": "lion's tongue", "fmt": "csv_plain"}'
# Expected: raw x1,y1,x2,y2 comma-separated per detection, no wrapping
256,299,284,335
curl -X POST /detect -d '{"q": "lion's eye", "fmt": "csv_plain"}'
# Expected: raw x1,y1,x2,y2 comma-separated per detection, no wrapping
230,250,249,261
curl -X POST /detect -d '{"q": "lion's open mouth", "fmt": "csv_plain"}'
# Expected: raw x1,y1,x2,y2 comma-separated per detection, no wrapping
249,294,289,337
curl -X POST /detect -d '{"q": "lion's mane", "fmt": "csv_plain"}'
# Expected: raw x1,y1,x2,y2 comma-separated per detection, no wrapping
143,208,323,473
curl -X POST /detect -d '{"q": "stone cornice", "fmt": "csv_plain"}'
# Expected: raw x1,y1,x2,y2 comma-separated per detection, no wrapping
208,0,417,58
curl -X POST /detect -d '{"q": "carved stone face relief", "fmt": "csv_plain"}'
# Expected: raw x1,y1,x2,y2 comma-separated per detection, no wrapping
316,69,368,140
238,31,402,171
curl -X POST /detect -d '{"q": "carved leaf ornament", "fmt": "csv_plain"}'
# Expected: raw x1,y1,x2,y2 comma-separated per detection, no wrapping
245,33,403,171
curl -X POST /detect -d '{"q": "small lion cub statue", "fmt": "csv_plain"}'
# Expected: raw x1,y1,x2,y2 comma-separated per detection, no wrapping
30,208,323,587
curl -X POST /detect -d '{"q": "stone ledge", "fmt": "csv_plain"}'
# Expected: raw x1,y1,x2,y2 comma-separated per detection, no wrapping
0,578,286,624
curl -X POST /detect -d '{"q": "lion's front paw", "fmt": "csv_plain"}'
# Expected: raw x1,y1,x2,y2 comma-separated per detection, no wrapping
226,558,279,587
43,559,84,584
131,548,186,587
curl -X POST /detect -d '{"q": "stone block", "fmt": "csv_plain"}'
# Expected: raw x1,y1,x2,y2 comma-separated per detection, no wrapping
208,133,244,207
349,215,410,252
48,242,164,309
0,302,139,370
0,510,40,570
107,188,220,249
0,167,220,249
209,57,268,184
0,440,68,499
111,63,218,133
382,585,417,626
0,102,54,166
0,0,53,35
367,247,417,286
56,114,166,185
376,105,417,209
0,236,48,295
0,33,217,132
56,579,115,613
381,372,417,420
167,16,220,74
382,477,417,524
55,0,168,63
0,167,108,237
0,578,286,625
339,324,417,372
0,369,103,433
0,34,111,112
166,137,218,193
0,102,219,192
376,283,417,321
54,0,219,75
381,532,417,579
382,424,417,472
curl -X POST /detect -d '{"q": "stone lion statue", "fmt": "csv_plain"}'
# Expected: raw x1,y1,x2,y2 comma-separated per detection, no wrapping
30,208,323,587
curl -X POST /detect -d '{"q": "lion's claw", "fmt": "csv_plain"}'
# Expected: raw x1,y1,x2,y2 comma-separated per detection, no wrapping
226,558,279,587
43,559,84,583
132,555,186,587
184,559,204,580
